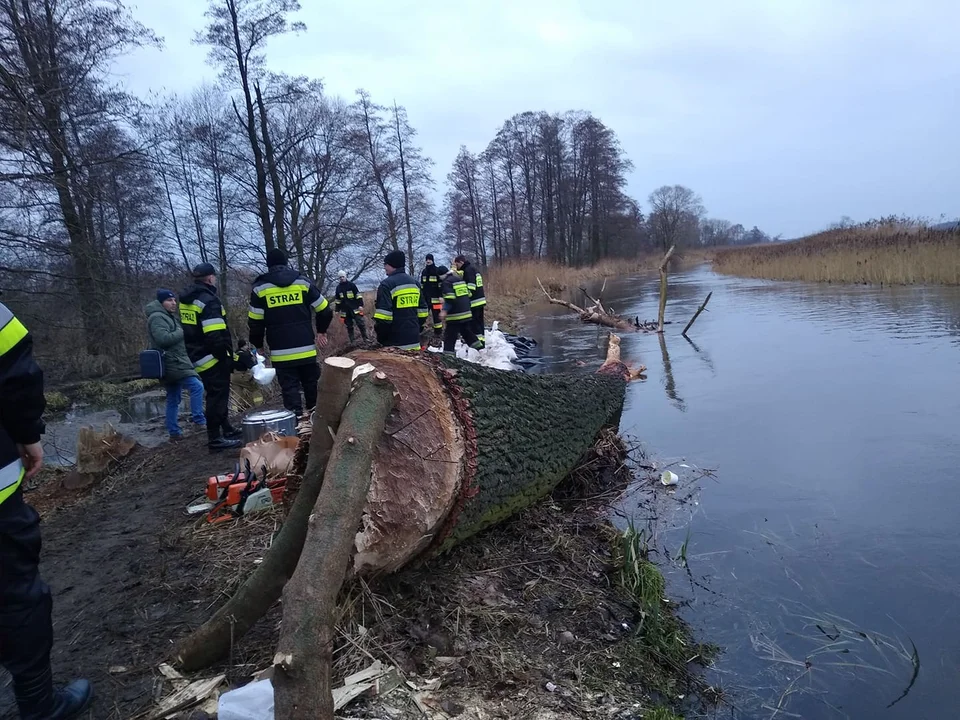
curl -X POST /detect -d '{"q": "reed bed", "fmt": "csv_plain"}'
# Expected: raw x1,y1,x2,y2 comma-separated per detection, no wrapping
713,221,960,285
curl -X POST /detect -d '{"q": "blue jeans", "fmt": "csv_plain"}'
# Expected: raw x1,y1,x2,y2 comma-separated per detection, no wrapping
165,376,206,437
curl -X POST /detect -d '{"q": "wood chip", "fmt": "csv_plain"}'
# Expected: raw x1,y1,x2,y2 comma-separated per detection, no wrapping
148,674,225,720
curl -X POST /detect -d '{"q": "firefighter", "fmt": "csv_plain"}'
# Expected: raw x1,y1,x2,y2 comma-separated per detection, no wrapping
334,270,368,343
420,253,443,338
438,266,483,354
249,249,333,418
0,300,93,719
453,255,487,347
374,250,429,351
180,263,242,450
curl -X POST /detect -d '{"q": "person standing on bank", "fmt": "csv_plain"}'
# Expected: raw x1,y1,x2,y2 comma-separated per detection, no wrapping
146,290,206,442
374,250,429,351
438,266,483,354
249,249,333,418
0,300,93,719
420,253,443,338
180,263,242,451
453,255,487,347
334,270,368,343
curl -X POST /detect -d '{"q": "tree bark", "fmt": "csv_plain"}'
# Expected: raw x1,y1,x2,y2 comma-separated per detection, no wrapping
273,370,397,719
175,357,356,671
658,245,675,333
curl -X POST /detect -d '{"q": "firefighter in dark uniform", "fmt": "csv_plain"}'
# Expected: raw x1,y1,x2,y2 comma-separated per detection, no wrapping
374,250,429,351
420,253,443,338
334,270,368,343
249,249,333,418
180,263,241,450
437,266,483,354
0,301,93,719
454,255,486,347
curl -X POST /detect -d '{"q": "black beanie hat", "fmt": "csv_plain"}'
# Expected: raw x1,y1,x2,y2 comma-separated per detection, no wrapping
435,265,449,276
384,250,405,269
425,253,434,262
192,262,216,278
266,248,288,267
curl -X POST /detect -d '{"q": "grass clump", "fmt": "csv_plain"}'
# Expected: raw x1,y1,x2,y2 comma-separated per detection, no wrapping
645,708,683,720
713,218,960,285
44,391,70,413
77,378,157,407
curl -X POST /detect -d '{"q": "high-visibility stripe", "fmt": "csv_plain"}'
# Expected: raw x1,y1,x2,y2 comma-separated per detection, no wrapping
389,283,419,296
202,319,227,333
0,306,29,357
397,342,421,351
194,354,218,372
373,310,393,321
417,309,429,319
443,294,456,300
271,345,318,363
470,298,487,307
293,279,311,289
446,311,472,321
311,296,329,312
433,324,443,330
0,458,25,505
253,283,277,296
193,299,207,310
248,305,265,320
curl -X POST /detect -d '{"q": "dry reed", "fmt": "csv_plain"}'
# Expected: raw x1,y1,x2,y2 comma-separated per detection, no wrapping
713,221,960,285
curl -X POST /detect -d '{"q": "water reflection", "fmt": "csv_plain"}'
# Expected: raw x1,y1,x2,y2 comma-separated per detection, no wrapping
521,266,960,719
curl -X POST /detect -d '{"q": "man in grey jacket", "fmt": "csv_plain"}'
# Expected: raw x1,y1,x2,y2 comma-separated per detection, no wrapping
146,290,206,442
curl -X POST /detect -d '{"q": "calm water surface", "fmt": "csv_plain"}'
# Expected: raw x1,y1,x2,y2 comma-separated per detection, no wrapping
523,266,960,719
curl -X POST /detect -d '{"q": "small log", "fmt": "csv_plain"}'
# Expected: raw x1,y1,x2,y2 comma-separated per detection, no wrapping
273,370,397,720
657,245,675,333
175,356,357,672
681,291,712,337
597,333,647,381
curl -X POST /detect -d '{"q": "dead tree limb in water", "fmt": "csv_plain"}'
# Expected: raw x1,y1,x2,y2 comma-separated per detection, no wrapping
175,356,356,671
682,291,712,337
657,245,676,333
273,370,396,720
539,278,637,332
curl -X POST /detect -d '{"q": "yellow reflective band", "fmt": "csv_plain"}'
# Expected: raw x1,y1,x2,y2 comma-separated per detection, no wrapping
467,283,477,291
312,296,329,312
417,309,429,318
196,356,219,373
446,311,472,321
470,298,487,307
398,343,421,351
454,284,470,297
260,286,305,308
0,316,29,357
0,459,24,505
373,310,393,321
248,310,265,320
443,294,456,300
271,349,318,362
202,320,228,333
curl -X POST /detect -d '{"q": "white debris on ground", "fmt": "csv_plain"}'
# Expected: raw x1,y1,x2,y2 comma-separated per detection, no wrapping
455,321,518,371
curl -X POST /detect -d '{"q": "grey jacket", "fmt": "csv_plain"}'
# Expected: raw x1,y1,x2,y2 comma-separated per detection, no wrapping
145,300,198,382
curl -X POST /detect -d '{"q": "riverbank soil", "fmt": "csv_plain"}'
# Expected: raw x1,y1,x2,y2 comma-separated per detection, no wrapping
0,428,709,720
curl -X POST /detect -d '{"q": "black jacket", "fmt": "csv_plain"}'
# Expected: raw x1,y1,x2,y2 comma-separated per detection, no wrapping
179,281,233,374
334,280,363,317
420,263,443,305
441,273,474,322
248,265,333,366
0,302,45,505
374,271,428,350
459,262,486,308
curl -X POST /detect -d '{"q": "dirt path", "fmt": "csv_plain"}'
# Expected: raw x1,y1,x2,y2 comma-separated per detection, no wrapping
1,433,235,720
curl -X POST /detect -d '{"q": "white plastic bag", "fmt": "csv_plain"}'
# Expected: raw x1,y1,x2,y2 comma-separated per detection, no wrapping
251,352,276,386
218,679,274,720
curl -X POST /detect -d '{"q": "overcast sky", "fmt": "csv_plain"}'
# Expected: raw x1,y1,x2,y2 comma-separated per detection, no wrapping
121,0,960,238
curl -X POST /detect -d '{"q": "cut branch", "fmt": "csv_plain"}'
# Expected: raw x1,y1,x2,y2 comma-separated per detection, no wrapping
539,278,637,332
175,357,356,671
681,291,712,337
657,245,676,333
273,370,397,719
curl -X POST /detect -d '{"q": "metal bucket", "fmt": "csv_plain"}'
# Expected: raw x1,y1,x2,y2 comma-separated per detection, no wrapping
241,408,297,445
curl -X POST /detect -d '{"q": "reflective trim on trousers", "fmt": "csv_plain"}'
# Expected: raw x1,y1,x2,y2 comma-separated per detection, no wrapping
271,345,318,363
0,457,25,504
194,354,219,373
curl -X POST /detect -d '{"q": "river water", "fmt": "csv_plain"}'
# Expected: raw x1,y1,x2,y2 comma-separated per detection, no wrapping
522,266,960,719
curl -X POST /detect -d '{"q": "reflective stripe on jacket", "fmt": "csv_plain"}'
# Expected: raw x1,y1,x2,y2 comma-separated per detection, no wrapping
459,262,486,308
0,302,45,505
420,265,443,305
179,282,233,374
441,274,474,322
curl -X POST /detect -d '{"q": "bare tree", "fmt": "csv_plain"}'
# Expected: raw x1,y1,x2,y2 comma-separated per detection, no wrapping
647,185,705,252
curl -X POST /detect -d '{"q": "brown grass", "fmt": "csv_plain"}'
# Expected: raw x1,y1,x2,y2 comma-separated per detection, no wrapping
484,256,666,331
713,221,960,285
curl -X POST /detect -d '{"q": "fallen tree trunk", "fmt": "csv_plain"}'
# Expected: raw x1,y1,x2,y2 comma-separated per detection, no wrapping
273,370,396,719
537,278,638,332
176,351,627,668
175,357,356,672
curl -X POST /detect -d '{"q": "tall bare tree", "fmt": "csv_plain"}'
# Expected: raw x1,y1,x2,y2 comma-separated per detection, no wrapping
647,185,705,252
